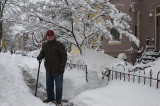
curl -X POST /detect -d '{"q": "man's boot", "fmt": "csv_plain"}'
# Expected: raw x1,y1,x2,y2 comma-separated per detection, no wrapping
43,99,54,103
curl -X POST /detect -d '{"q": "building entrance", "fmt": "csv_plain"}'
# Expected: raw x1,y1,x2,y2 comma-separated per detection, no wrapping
156,16,160,50
156,6,160,50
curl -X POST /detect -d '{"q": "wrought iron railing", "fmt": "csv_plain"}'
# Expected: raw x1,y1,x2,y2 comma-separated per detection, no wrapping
102,66,160,89
65,63,88,83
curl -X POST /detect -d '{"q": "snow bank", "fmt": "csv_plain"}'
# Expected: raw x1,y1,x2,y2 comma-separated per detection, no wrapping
72,80,160,106
1,50,160,106
0,53,47,106
74,49,123,77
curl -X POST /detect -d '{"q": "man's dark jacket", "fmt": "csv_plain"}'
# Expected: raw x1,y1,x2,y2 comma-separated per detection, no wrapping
38,39,67,76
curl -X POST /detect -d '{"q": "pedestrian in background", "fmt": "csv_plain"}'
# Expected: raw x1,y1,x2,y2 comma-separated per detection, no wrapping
10,50,13,55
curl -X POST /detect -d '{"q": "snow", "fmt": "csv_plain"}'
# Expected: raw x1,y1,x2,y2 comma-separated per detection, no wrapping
0,50,160,106
72,81,160,106
0,53,46,106
117,53,127,60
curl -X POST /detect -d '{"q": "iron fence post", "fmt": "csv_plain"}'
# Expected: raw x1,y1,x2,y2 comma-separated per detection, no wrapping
112,70,113,80
150,70,153,87
133,74,135,82
115,71,117,80
144,71,146,85
85,65,88,83
108,70,110,81
157,71,160,89
128,72,130,82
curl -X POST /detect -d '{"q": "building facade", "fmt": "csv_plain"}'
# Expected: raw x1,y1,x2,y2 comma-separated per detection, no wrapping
102,0,160,64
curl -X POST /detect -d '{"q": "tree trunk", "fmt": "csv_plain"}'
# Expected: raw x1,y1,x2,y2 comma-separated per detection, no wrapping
0,21,2,52
78,46,82,55
0,0,8,52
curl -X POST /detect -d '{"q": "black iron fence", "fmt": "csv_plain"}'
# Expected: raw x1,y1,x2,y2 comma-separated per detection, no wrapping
65,63,88,83
102,67,160,89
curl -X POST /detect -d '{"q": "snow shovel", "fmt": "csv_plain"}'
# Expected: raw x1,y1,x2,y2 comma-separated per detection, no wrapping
35,60,42,96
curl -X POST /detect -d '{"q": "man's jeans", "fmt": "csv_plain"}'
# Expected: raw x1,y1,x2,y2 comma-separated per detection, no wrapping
46,73,63,103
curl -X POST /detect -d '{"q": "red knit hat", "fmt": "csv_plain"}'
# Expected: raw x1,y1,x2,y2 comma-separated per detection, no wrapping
46,30,55,36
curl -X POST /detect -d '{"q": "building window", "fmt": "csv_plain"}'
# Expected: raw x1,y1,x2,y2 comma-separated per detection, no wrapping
101,35,103,41
156,7,160,14
111,28,120,41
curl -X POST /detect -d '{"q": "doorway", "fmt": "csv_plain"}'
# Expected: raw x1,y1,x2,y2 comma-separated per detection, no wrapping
157,16,160,50
156,6,160,50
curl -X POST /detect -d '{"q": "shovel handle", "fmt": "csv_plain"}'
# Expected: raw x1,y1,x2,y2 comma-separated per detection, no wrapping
35,60,42,96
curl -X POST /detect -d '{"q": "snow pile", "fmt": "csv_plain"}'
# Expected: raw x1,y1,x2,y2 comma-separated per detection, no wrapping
0,53,47,106
142,58,160,78
63,68,87,99
72,80,160,106
0,50,160,106
26,49,40,58
118,53,127,60
75,49,122,76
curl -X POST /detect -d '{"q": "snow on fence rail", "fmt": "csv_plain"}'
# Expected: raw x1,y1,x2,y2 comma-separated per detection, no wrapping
65,63,88,83
102,65,160,89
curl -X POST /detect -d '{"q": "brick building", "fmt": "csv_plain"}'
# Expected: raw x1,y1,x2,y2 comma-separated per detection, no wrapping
102,0,160,64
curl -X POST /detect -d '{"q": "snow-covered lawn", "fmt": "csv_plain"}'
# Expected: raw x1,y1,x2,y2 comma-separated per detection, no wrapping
0,50,160,106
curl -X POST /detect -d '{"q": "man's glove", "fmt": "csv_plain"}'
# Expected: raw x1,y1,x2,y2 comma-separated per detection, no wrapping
37,55,42,61
60,67,65,73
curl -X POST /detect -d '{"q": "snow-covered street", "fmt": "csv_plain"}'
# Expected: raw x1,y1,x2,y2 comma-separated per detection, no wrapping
0,51,160,106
